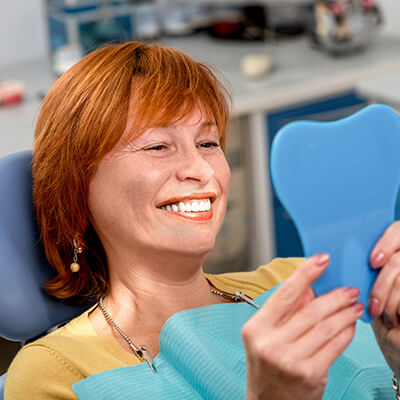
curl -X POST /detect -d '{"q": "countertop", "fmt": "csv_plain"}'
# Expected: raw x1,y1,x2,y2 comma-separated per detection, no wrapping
356,71,400,107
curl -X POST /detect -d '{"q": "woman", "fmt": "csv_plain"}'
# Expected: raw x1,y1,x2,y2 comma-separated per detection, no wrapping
5,41,400,399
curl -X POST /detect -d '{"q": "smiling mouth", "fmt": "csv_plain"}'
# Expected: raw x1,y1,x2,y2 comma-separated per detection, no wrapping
157,196,215,221
160,198,211,213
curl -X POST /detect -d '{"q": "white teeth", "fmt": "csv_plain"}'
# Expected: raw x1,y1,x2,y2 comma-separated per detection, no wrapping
161,198,212,213
178,202,186,212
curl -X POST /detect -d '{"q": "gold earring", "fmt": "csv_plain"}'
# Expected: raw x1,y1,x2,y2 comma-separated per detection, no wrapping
70,238,83,273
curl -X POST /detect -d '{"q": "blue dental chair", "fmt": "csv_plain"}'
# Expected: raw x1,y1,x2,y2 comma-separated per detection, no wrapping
0,151,89,399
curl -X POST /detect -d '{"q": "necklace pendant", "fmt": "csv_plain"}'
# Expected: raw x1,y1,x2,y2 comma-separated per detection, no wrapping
234,291,260,309
99,296,157,373
139,345,157,373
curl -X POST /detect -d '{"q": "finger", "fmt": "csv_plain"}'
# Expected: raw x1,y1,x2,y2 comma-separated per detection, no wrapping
260,253,330,327
370,221,400,269
302,324,357,378
287,288,316,328
382,274,400,328
282,286,360,342
369,253,400,317
289,301,363,359
292,287,316,314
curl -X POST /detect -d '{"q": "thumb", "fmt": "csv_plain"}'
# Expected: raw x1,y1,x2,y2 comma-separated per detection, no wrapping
297,287,316,309
259,253,330,327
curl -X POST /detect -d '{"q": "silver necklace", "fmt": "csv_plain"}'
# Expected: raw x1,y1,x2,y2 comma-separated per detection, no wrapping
98,285,259,373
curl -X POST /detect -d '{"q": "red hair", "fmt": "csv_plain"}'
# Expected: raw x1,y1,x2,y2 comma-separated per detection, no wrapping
33,41,231,303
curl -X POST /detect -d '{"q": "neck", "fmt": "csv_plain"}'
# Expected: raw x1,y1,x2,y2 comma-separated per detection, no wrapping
89,251,224,348
106,262,218,329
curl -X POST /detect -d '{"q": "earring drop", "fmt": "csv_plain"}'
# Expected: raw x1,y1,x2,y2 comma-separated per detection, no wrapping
70,238,83,273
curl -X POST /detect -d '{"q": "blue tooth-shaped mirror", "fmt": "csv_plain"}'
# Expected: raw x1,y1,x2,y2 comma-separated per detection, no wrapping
270,104,400,323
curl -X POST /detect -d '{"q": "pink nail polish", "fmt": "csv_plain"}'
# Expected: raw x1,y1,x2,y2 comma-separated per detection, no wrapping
345,287,359,299
313,253,330,267
368,297,380,317
351,302,364,313
371,251,385,268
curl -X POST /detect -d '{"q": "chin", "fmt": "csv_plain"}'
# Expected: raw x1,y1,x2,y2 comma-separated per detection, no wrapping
169,236,216,258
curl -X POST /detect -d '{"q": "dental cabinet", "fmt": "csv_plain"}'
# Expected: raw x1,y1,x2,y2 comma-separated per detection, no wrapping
1,34,400,272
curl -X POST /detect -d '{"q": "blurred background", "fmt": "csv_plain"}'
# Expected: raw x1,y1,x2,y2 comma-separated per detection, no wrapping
1,0,400,372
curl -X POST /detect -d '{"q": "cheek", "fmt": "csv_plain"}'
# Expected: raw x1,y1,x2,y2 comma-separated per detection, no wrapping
88,159,167,226
87,160,135,229
217,156,231,195
87,174,119,232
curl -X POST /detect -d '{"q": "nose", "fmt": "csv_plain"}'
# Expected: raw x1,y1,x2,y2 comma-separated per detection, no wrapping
175,146,214,185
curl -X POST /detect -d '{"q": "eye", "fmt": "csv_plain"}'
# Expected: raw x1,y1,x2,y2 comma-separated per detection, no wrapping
145,144,167,151
199,141,220,149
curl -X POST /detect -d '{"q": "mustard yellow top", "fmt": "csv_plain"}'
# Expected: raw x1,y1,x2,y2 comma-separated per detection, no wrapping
5,258,302,400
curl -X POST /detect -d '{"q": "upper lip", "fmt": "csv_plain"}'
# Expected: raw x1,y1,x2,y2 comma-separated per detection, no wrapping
156,192,217,208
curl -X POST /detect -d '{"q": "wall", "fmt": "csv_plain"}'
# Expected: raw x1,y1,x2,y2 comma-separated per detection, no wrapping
0,0,48,69
378,0,400,37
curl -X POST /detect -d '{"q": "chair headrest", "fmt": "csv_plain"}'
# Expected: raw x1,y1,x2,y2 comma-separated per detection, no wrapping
0,151,89,341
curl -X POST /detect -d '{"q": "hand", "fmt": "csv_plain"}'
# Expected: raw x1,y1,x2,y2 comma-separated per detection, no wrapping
241,254,363,400
369,221,400,376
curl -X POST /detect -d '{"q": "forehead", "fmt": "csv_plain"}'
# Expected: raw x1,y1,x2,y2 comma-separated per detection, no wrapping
121,105,218,144
156,109,217,130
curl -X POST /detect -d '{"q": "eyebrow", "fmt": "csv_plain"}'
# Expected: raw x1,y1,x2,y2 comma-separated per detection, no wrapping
156,121,217,130
200,121,217,128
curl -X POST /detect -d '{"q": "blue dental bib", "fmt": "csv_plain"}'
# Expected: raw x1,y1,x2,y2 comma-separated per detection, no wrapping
73,287,392,399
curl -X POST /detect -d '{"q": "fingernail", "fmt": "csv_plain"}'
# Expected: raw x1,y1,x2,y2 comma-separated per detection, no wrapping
313,253,330,267
383,315,394,329
351,302,364,313
371,251,385,268
368,297,380,317
345,287,359,299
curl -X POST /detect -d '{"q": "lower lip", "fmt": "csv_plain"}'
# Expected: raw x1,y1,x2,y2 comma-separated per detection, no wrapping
163,209,213,221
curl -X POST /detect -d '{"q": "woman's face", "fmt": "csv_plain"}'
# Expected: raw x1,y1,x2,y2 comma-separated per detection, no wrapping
88,108,231,260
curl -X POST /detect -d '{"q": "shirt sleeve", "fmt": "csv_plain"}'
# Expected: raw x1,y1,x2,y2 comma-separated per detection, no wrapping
5,343,83,400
